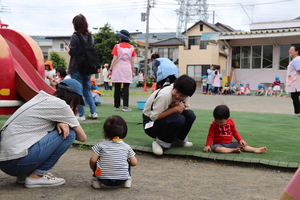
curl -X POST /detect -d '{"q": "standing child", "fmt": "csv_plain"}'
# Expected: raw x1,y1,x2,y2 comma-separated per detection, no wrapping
89,115,138,189
244,83,251,95
212,66,221,95
273,76,281,97
202,75,208,94
236,83,244,95
138,70,144,88
203,105,267,153
265,84,273,96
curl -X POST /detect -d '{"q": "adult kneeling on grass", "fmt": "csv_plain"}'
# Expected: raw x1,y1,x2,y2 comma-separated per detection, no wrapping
0,79,87,188
142,75,196,155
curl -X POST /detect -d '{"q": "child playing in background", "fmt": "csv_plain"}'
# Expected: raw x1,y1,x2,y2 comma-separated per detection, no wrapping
223,83,230,95
229,82,236,95
244,83,251,95
202,75,208,94
203,105,267,154
89,115,138,189
255,84,265,96
265,84,273,96
236,83,244,95
273,76,281,97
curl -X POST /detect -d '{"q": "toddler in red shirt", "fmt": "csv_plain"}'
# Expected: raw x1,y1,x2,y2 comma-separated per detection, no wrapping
203,105,267,153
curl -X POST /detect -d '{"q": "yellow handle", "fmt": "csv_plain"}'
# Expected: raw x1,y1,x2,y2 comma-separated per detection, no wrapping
0,89,10,96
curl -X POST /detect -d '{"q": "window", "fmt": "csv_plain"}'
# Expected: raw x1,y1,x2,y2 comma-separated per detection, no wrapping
187,65,202,81
188,36,207,49
232,45,273,69
200,24,203,31
279,43,300,70
60,43,64,51
158,48,176,60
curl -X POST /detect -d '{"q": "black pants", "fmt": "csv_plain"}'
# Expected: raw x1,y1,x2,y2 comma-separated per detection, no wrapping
291,92,300,114
156,75,177,89
114,83,129,108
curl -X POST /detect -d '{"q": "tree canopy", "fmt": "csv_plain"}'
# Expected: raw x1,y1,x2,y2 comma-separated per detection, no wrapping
92,23,139,66
49,51,67,69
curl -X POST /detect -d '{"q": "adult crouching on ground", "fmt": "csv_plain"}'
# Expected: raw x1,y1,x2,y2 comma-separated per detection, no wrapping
0,79,87,188
142,75,197,155
150,53,179,89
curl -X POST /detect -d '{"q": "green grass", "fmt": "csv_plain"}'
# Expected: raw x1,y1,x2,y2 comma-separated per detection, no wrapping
1,101,299,167
99,89,152,97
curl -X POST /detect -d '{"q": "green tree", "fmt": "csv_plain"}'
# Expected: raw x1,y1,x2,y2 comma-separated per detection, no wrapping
49,51,67,69
93,23,139,66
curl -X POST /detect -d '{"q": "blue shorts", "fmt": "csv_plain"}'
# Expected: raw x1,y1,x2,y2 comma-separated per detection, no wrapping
212,141,240,151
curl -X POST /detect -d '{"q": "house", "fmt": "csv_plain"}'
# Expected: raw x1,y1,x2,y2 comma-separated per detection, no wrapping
177,20,235,86
201,18,300,90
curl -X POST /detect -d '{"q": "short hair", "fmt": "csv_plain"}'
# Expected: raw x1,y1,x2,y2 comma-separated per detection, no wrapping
72,14,89,34
103,115,127,139
173,75,196,97
151,53,160,60
53,88,81,114
213,105,230,120
56,68,67,78
292,45,300,56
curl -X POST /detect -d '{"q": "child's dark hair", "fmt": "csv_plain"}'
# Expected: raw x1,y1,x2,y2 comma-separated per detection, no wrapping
213,105,230,120
53,87,81,114
173,74,196,97
103,115,127,139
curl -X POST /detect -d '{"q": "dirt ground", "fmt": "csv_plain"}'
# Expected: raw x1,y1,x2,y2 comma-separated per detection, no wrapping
0,92,297,200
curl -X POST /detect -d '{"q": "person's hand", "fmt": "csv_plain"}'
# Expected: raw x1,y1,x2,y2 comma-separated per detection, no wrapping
172,102,185,114
239,140,248,147
203,146,211,152
57,122,70,140
64,44,70,51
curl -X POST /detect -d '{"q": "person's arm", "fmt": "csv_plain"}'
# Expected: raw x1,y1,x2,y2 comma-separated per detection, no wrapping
110,55,117,71
89,153,99,172
129,156,138,166
156,102,185,120
131,57,135,77
73,125,87,142
203,123,215,152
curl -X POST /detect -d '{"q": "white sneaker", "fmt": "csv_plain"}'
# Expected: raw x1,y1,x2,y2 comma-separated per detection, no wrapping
123,176,132,188
25,173,65,188
182,141,193,147
122,107,132,112
76,115,86,121
89,113,98,119
91,177,101,189
152,141,163,155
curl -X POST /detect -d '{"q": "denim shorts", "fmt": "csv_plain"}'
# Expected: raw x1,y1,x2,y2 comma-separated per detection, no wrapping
212,141,240,151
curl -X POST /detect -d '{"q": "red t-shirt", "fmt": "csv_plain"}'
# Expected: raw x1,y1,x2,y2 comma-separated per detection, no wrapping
111,42,137,57
205,118,243,146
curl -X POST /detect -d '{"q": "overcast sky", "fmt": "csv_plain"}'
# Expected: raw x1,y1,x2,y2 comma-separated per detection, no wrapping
0,0,299,36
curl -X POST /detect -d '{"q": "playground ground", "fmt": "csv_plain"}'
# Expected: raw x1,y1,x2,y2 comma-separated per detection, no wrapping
0,91,297,200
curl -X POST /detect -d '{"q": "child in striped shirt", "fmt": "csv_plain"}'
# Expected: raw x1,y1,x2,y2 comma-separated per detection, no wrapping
89,115,138,188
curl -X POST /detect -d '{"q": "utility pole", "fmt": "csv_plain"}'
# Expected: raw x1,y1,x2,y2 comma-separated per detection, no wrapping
143,0,150,77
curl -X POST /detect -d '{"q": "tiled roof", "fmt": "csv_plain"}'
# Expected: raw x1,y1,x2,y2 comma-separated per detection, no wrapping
150,38,184,46
220,28,300,36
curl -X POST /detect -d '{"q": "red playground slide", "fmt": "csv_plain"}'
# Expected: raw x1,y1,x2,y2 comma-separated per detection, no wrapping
0,22,55,114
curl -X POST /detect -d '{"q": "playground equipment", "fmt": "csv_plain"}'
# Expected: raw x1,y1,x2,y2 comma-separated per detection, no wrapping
0,21,54,114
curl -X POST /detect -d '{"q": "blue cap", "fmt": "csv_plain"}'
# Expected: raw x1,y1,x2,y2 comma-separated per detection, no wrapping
202,75,207,78
275,76,280,80
240,83,244,86
230,82,234,86
258,84,263,89
57,79,84,105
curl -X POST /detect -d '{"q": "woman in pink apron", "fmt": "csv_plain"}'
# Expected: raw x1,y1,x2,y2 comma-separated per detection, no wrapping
110,30,136,111
285,45,300,115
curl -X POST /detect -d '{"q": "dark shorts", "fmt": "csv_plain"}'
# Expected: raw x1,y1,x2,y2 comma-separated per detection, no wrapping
212,141,240,151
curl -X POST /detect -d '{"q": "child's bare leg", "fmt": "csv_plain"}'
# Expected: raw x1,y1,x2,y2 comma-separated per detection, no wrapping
215,147,241,153
242,146,267,153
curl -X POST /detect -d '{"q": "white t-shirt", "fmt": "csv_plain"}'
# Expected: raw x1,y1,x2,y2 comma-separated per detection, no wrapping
45,69,56,86
102,68,109,82
92,140,135,180
0,91,79,161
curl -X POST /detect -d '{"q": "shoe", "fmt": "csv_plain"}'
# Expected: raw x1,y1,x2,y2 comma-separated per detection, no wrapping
152,141,163,155
182,141,193,147
123,176,132,188
115,107,121,111
89,113,98,119
16,175,26,184
24,173,65,188
91,177,101,189
122,107,132,112
76,114,86,121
